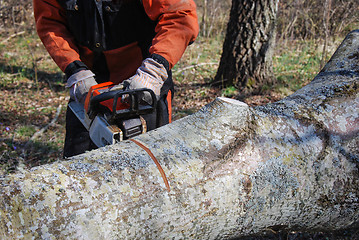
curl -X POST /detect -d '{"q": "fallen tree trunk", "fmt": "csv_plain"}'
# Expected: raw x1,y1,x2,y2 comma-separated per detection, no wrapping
1,30,359,239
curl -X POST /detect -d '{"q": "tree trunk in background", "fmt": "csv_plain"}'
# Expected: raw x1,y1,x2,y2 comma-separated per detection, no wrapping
1,30,359,239
215,0,278,93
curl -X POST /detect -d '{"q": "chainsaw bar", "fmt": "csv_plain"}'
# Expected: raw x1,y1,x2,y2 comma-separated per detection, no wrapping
69,86,156,148
69,101,123,147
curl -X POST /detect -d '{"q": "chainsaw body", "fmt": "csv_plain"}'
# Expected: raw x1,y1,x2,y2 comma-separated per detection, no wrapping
69,82,156,148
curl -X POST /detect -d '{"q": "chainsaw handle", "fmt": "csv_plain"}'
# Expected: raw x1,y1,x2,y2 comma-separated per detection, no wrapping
112,88,157,111
88,89,119,118
90,89,122,106
88,88,157,120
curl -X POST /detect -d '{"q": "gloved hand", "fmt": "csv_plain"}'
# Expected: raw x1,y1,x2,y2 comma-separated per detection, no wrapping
66,70,97,103
123,58,168,104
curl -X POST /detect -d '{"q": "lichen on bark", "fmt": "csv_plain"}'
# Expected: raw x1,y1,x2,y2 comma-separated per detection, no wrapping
1,30,359,239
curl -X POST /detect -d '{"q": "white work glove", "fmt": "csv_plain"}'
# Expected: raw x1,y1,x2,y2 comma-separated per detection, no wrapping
66,70,97,103
123,58,168,104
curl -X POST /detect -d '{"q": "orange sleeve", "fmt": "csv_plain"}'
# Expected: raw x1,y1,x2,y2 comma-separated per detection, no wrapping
33,0,81,72
142,0,199,69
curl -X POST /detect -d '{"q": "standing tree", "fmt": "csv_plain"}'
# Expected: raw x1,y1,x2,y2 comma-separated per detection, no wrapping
1,30,359,239
215,0,278,93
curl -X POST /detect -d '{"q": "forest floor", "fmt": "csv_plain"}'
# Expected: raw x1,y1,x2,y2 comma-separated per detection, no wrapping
1,30,358,239
0,30,331,172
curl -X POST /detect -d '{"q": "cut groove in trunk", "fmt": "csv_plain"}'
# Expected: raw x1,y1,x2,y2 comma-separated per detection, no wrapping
1,30,359,240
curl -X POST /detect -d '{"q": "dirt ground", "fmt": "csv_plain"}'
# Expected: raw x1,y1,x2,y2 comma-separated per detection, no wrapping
0,31,358,239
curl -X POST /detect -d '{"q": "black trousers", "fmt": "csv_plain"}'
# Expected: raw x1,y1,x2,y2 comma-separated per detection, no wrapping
63,93,171,158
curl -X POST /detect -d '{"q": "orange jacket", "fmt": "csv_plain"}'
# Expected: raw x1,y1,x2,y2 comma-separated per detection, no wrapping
33,0,199,84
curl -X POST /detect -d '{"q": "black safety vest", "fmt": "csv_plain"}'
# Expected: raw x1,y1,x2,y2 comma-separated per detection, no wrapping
58,0,156,53
58,0,173,102
57,0,157,78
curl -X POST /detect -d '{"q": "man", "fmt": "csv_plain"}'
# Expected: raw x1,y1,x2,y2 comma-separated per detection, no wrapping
33,0,199,157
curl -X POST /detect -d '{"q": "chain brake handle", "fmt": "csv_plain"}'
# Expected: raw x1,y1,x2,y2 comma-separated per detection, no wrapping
89,88,157,122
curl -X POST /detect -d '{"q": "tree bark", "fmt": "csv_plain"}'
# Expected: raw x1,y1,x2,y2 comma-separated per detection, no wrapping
214,0,278,93
1,30,359,239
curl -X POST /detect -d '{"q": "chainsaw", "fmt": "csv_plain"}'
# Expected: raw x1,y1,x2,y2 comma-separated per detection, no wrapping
68,82,156,148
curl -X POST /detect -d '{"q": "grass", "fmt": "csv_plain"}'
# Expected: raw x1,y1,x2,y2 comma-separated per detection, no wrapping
0,29,341,173
272,39,340,96
221,86,239,98
0,30,67,174
172,36,223,84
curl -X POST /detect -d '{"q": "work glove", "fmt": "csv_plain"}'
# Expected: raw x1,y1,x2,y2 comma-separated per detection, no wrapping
123,58,168,104
66,70,97,103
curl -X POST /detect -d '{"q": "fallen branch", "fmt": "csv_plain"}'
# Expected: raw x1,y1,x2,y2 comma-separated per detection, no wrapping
1,30,359,239
174,62,218,75
23,104,62,149
0,31,25,44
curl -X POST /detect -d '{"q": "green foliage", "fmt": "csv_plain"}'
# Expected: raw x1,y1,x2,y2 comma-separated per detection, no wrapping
16,126,37,138
221,86,238,98
1,0,357,172
246,78,256,88
0,32,66,171
273,40,328,96
172,36,223,84
0,72,15,88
